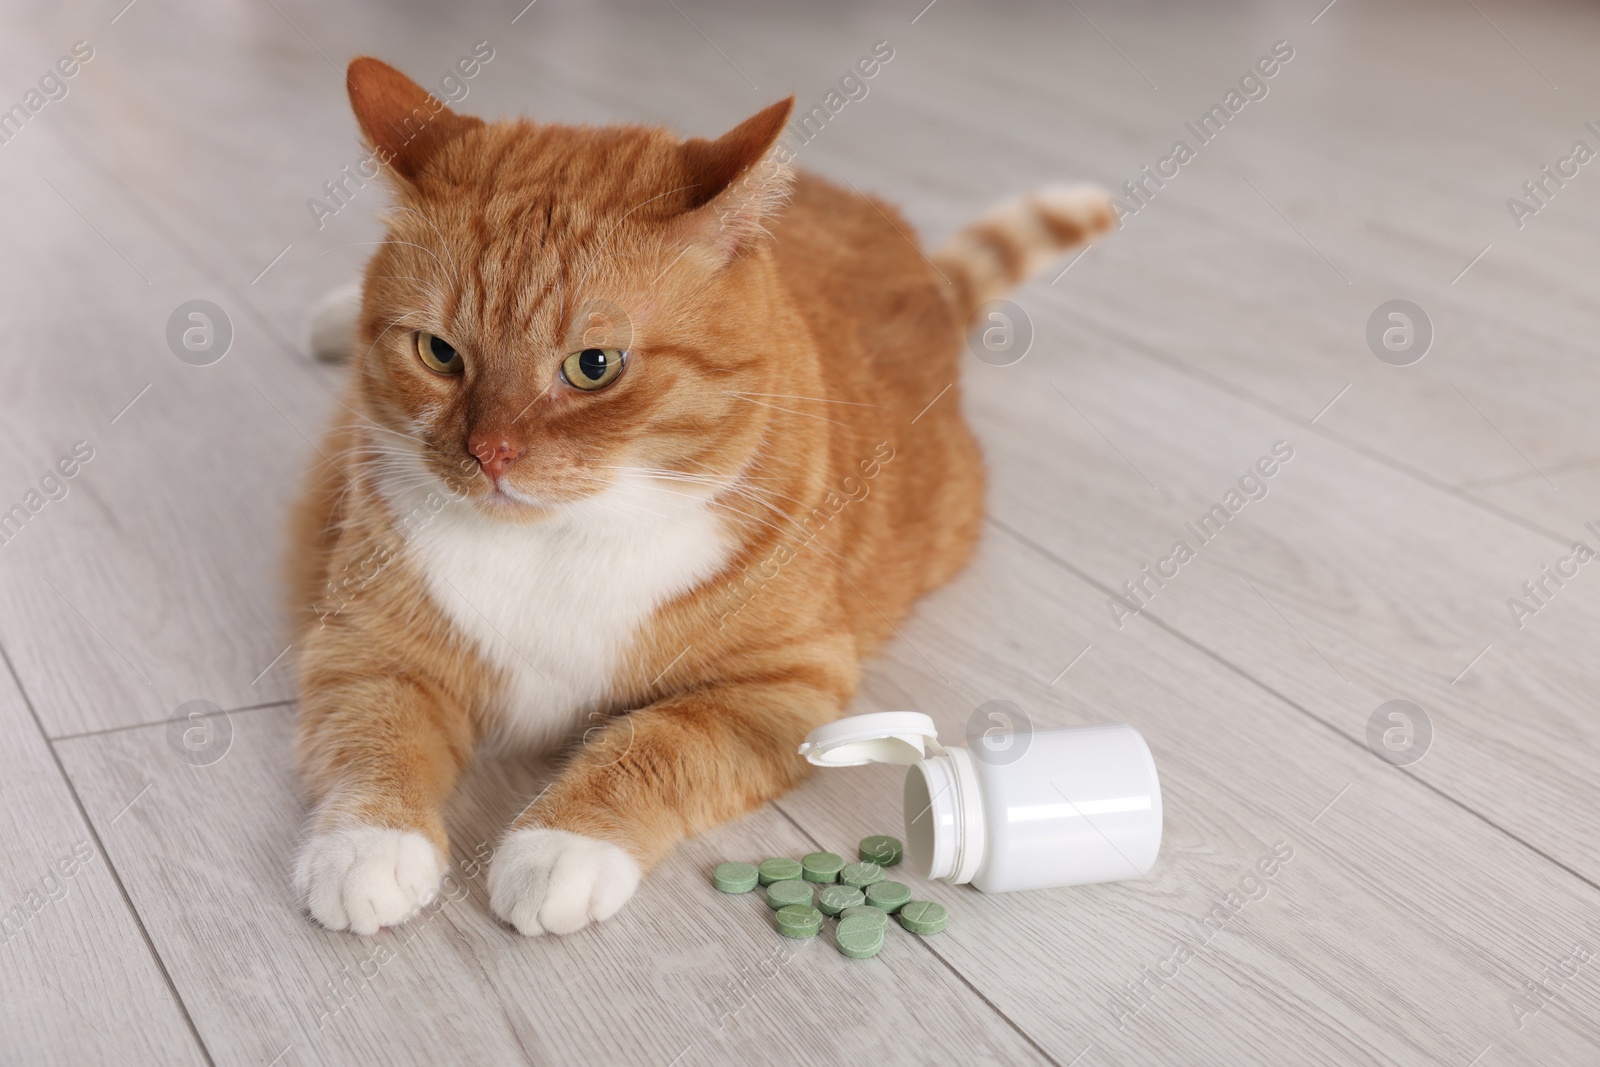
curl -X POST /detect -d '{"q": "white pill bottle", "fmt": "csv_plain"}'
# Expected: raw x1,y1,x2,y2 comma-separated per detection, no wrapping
799,711,1162,893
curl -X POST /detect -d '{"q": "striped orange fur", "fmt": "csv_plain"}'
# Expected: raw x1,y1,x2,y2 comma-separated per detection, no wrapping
288,57,1111,936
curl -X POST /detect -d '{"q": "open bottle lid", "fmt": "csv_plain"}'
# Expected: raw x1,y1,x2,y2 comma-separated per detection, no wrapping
797,712,942,767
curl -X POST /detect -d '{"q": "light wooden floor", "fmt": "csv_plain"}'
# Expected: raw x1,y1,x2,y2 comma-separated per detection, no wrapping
2,0,1599,1063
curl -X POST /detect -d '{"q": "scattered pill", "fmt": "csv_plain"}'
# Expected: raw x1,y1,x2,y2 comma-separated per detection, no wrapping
839,861,886,889
714,852,947,956
897,900,949,935
835,914,885,959
712,861,759,894
858,835,903,867
817,884,866,916
766,879,813,910
801,851,846,883
775,904,824,939
758,858,803,885
838,904,889,932
865,880,912,913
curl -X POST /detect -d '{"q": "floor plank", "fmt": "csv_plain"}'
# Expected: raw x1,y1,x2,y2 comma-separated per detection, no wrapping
0,661,207,1065
0,44,334,736
961,296,1600,884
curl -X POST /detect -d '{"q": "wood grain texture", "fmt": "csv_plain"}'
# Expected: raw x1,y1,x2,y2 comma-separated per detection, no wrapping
961,299,1600,885
1466,464,1600,537
0,24,332,734
0,661,206,1065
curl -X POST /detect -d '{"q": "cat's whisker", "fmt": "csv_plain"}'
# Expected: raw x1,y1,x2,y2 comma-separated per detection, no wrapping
577,486,678,525
350,417,428,446
329,433,414,453
606,472,747,510
601,479,710,508
602,466,786,511
379,475,446,497
346,445,402,467
369,275,438,288
599,465,725,485
575,182,700,293
362,317,409,366
714,470,817,511
720,394,850,426
604,465,810,519
322,453,399,473
601,490,739,533
725,391,880,408
649,244,694,285
369,278,463,316
677,456,798,499
394,206,461,284
323,240,456,284
610,479,846,563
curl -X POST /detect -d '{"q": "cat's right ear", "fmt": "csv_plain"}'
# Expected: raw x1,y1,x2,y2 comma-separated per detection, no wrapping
346,57,483,182
675,97,796,263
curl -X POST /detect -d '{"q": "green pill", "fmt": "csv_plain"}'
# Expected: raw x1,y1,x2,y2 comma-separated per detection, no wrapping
839,861,885,889
858,835,903,867
711,861,759,894
817,884,865,916
774,904,823,939
838,904,889,930
835,914,885,959
766,879,813,910
865,880,912,913
757,858,802,885
898,900,949,935
801,851,845,883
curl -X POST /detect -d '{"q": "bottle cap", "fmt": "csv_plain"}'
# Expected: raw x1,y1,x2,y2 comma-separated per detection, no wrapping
797,712,941,767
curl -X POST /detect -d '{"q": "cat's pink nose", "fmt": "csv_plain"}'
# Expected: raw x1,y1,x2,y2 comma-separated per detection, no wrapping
470,434,523,480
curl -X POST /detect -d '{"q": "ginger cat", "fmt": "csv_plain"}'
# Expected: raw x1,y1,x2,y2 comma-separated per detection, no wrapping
289,57,1113,936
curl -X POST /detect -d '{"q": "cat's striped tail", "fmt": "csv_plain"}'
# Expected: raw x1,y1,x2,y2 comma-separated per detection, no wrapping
930,184,1116,326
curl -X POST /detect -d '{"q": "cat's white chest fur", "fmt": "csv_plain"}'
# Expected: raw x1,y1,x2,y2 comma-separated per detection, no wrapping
398,475,732,750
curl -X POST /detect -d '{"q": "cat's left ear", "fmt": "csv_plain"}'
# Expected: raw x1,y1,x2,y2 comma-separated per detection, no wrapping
346,57,484,183
676,97,796,262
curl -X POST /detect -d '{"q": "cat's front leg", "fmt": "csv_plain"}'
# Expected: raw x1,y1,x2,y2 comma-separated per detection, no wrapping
488,672,844,936
294,671,476,935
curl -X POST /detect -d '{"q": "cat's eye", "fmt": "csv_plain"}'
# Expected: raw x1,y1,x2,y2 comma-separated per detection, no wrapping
415,331,464,375
561,347,626,391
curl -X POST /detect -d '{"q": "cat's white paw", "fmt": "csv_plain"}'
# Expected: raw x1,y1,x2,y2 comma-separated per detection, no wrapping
487,827,640,936
294,826,445,935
